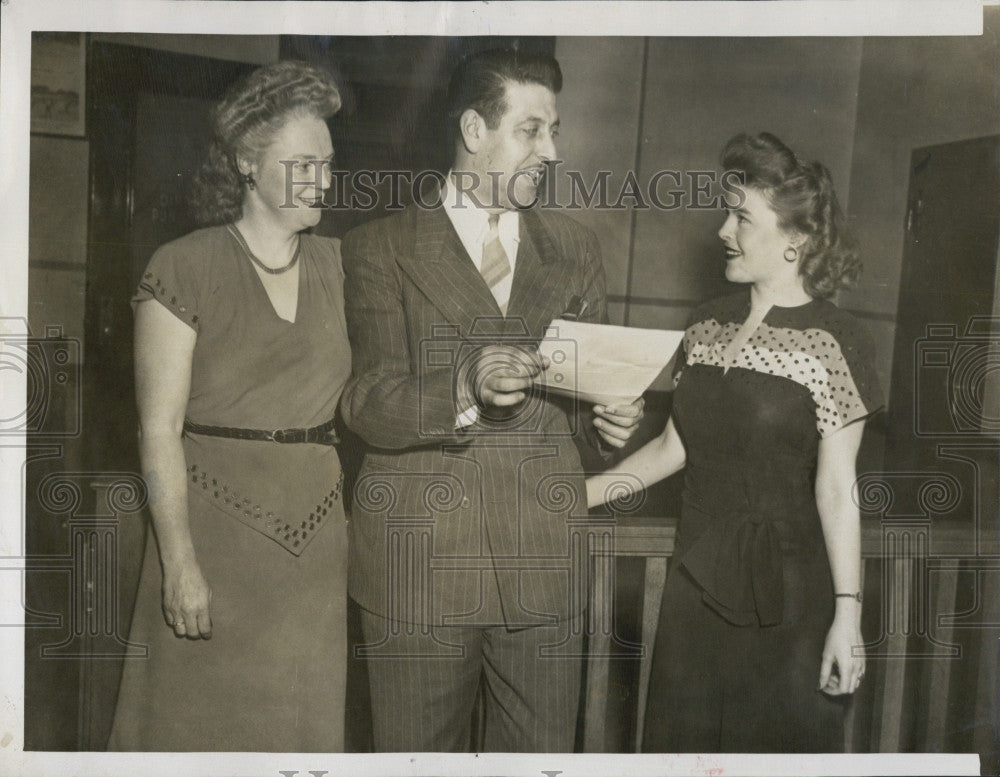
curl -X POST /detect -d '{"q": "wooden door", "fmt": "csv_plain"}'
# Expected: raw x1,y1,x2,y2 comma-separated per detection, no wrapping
884,136,1000,497
86,44,255,750
24,42,255,751
879,135,1000,759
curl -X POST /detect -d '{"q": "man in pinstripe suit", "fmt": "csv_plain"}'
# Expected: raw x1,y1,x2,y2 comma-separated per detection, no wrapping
341,48,643,752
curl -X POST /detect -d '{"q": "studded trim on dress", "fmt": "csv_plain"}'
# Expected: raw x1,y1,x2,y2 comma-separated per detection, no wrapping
187,463,343,556
137,272,200,327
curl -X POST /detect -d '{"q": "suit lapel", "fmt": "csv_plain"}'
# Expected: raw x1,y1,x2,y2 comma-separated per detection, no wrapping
507,209,563,338
397,204,567,339
399,204,505,334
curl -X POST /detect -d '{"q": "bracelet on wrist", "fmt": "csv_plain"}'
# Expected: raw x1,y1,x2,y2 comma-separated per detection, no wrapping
835,592,863,603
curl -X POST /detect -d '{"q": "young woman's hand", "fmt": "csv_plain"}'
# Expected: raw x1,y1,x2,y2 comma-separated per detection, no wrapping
818,611,864,695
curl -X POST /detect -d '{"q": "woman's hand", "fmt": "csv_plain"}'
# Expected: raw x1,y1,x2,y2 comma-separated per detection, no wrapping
818,611,864,695
161,560,213,639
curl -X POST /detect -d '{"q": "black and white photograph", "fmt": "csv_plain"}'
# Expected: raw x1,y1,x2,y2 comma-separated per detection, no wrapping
0,1,997,775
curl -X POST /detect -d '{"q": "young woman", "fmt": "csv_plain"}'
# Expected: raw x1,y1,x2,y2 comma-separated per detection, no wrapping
588,132,883,752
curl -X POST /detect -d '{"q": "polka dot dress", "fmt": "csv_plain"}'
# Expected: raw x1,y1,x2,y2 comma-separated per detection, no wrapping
675,296,878,438
643,290,884,753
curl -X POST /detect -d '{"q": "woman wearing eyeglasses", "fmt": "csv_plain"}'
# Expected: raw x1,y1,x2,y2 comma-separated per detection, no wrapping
109,60,350,752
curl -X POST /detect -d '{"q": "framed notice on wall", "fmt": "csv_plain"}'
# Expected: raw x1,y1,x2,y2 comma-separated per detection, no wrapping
30,32,86,137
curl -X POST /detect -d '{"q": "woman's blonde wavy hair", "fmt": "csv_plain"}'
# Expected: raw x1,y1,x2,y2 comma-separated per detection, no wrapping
191,60,341,226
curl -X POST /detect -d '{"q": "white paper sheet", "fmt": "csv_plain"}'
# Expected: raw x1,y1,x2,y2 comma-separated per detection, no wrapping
535,319,685,405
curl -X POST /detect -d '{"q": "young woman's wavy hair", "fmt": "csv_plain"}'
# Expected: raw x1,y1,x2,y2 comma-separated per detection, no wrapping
191,60,341,226
721,132,861,299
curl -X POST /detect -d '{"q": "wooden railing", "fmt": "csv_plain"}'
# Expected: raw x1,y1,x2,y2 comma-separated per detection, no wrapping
583,517,1000,756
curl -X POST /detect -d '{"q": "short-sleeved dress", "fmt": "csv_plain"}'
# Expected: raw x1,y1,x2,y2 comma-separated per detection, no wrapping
108,225,352,752
642,291,882,753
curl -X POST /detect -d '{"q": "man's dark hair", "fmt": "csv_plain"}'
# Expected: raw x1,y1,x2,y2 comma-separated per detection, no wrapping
446,48,562,140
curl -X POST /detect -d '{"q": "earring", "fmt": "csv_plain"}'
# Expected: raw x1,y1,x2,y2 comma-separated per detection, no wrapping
243,172,256,191
783,246,798,263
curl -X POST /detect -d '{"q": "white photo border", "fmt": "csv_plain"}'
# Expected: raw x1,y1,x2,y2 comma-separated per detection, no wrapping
0,2,988,776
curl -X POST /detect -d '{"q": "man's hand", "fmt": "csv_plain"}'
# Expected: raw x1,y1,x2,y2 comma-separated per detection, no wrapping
593,397,644,448
471,344,546,408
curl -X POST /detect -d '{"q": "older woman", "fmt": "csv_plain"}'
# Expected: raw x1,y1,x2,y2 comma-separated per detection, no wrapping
109,61,349,751
588,132,882,752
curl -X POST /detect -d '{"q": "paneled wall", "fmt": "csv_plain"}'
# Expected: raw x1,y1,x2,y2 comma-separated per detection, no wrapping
88,33,279,65
632,37,862,330
556,36,864,333
557,13,1000,405
843,12,1000,398
553,37,646,326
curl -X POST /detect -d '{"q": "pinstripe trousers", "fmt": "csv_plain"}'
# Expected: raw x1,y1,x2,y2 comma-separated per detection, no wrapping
358,607,584,752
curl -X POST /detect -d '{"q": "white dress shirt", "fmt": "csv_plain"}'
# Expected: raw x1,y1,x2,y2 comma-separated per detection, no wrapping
442,173,520,312
442,173,522,428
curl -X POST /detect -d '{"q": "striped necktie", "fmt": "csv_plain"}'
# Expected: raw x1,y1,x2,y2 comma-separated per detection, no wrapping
481,213,511,313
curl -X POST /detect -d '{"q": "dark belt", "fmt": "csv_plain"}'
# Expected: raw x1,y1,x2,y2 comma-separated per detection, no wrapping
182,417,339,446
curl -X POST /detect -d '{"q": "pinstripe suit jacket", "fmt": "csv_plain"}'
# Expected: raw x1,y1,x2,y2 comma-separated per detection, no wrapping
341,202,608,627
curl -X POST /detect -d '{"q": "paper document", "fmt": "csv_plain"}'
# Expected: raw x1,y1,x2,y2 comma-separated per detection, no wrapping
535,319,685,405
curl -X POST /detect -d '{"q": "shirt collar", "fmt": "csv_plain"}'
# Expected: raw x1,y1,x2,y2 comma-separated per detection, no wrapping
442,172,520,247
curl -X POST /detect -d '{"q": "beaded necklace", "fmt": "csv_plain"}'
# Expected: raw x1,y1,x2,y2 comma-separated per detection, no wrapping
227,224,300,275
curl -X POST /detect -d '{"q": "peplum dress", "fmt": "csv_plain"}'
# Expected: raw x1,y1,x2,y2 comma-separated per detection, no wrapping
642,291,882,753
108,225,351,752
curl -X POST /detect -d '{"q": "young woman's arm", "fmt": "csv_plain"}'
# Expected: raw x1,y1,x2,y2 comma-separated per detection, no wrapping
586,416,686,508
815,419,866,695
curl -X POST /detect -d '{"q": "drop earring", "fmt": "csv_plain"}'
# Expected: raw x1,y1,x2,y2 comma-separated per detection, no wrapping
243,172,256,191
